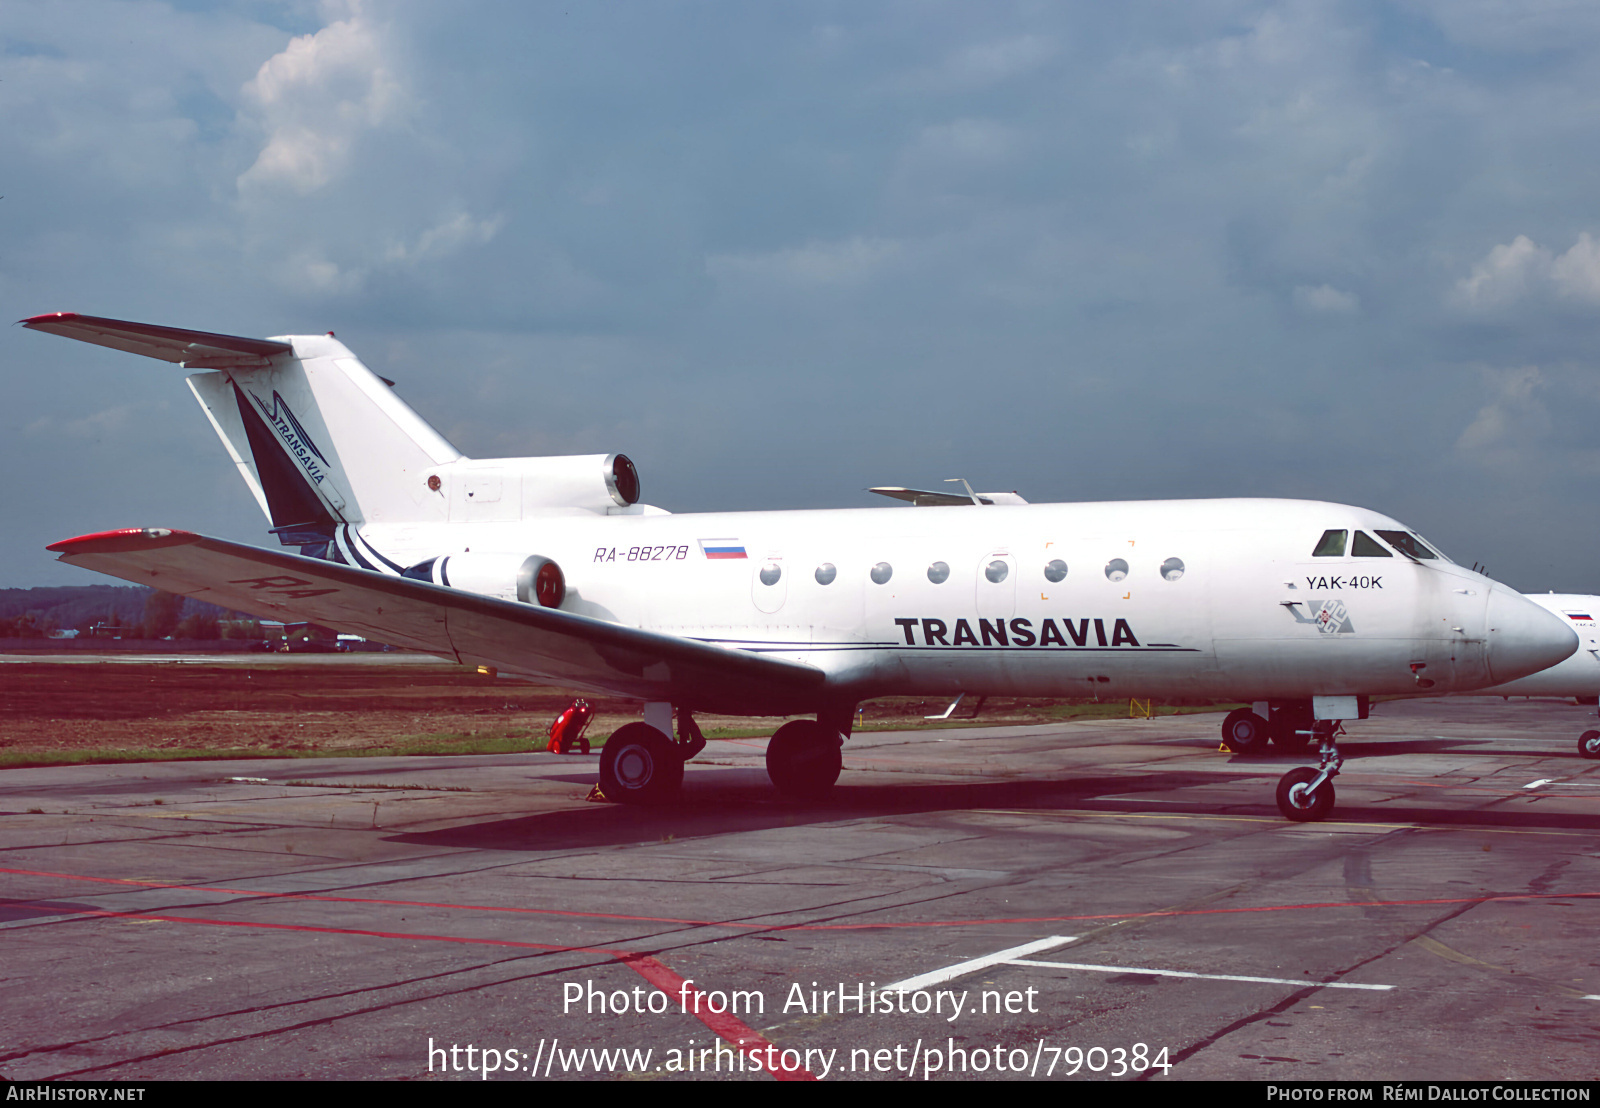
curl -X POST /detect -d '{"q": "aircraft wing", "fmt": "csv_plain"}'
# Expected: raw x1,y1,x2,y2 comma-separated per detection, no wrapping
48,528,827,713
20,312,291,370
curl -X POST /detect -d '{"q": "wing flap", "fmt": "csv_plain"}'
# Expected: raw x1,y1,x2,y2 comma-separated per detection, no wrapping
49,529,827,713
21,313,292,369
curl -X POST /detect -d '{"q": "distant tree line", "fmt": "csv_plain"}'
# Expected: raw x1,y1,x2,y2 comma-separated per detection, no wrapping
0,585,238,640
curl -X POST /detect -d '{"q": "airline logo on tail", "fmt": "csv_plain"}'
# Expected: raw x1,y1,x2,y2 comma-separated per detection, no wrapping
248,389,330,485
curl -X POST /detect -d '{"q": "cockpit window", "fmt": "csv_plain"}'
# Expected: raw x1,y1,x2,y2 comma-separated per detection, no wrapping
1375,530,1438,560
1312,530,1347,557
1351,531,1392,557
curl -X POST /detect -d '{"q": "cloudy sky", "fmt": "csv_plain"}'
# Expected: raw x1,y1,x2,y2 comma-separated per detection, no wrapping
5,0,1600,591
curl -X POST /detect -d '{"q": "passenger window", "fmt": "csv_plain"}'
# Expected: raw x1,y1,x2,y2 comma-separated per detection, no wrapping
1351,531,1392,558
870,562,893,585
1312,530,1347,557
814,563,836,585
1105,558,1129,582
1160,557,1184,581
1375,530,1438,560
927,561,950,584
1043,559,1067,583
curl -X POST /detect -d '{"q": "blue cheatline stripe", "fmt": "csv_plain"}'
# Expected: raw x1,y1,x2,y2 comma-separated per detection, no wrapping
335,526,374,571
350,526,404,575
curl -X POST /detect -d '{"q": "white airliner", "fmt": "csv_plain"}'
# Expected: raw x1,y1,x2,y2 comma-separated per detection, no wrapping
23,313,1580,820
1473,593,1600,758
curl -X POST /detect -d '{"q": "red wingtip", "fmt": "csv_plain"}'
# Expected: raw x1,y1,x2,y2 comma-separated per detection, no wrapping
48,528,199,554
18,312,81,326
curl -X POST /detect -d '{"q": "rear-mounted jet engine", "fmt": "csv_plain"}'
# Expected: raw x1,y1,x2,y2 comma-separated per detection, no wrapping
402,552,566,609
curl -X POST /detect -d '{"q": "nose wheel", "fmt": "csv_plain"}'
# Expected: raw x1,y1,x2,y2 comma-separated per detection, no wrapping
1274,721,1343,822
1579,730,1600,760
1276,766,1336,821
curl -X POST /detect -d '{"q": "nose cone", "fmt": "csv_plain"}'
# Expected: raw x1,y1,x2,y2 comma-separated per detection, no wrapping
1486,587,1579,684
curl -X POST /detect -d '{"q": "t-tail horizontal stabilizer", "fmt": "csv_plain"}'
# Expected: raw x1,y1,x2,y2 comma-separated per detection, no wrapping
20,312,292,369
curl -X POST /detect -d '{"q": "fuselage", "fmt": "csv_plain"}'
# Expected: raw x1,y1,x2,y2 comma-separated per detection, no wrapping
351,497,1575,708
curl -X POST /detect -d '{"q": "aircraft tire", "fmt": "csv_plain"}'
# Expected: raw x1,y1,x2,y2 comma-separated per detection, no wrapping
766,720,843,799
1221,709,1269,753
1269,725,1312,753
1276,766,1334,822
1579,730,1600,760
598,723,683,804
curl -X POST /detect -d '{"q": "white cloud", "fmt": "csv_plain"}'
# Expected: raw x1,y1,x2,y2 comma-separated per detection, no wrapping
913,118,1018,164
236,2,408,196
279,251,369,295
1549,232,1600,303
891,34,1057,93
1293,284,1360,314
1403,0,1600,52
1454,235,1554,309
944,35,1057,86
384,212,507,265
1454,232,1600,310
26,401,168,440
1456,366,1549,452
706,237,904,287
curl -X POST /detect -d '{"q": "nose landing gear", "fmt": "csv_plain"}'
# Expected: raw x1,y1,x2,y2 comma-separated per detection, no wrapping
1275,720,1344,822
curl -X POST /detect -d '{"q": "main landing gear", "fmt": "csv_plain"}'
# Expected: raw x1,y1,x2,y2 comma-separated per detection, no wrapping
766,719,844,799
597,708,707,805
597,706,850,804
1579,730,1600,760
598,722,685,805
1219,703,1314,754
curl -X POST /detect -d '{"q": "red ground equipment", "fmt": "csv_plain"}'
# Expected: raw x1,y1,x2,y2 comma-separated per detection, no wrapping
547,698,594,754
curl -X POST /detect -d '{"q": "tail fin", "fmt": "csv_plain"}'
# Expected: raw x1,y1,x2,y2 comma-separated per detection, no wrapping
23,314,651,554
24,314,461,537
184,331,463,532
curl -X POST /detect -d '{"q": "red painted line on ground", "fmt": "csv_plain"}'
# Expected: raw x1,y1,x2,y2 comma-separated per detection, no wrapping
17,902,805,1081
6,865,1599,933
621,955,814,1081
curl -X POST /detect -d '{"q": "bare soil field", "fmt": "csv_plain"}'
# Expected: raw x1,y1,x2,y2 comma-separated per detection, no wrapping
0,656,1228,765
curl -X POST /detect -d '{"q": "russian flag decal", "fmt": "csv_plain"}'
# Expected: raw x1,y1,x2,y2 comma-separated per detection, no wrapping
699,538,747,560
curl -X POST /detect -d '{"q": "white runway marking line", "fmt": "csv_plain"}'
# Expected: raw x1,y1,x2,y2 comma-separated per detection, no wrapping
879,936,1078,993
1011,958,1395,991
880,936,1396,994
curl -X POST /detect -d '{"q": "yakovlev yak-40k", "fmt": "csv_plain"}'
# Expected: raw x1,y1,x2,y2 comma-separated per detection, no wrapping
23,313,1578,821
